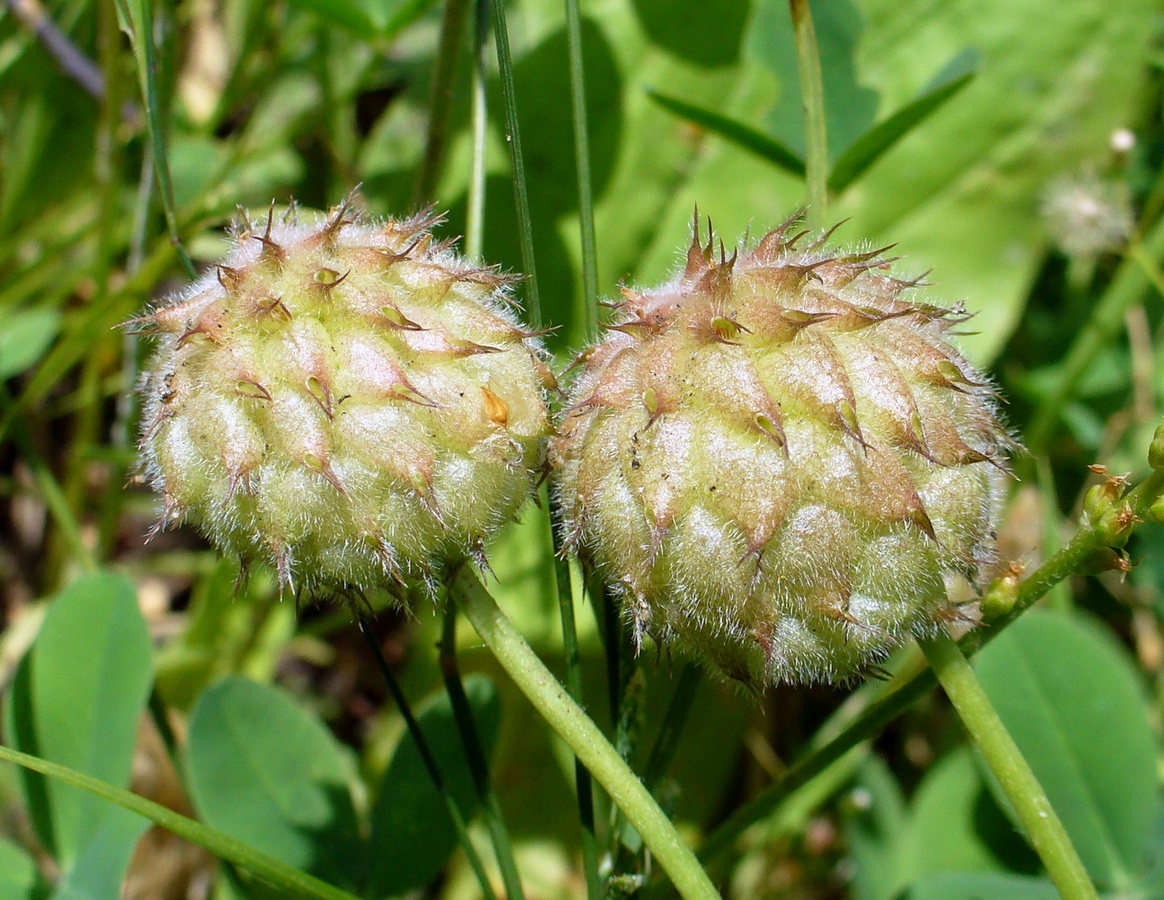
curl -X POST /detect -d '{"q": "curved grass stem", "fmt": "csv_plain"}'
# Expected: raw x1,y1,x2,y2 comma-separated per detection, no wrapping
439,602,525,900
918,630,1098,900
356,617,498,900
452,567,720,900
550,517,603,900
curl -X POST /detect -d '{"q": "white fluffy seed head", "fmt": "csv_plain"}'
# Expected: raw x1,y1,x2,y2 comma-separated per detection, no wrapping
133,197,551,600
551,213,1012,688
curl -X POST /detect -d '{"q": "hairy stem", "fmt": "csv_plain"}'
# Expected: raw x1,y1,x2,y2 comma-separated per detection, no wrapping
919,630,1098,900
452,567,720,900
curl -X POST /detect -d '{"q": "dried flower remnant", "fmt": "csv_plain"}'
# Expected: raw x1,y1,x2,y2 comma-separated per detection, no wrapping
1041,172,1133,258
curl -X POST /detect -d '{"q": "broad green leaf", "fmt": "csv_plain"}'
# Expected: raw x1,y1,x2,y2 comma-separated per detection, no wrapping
899,871,1059,900
904,745,1036,882
828,54,976,193
842,756,907,900
646,90,805,178
0,308,61,380
974,612,1159,891
367,674,501,898
187,677,364,893
0,743,360,900
5,572,152,870
281,0,375,38
630,0,752,69
835,0,1157,361
51,813,152,900
0,838,37,900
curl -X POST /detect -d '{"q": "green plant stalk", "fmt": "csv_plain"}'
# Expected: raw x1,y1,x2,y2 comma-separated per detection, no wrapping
413,0,472,205
464,0,489,262
789,0,828,230
488,0,542,326
695,466,1164,867
564,0,599,336
357,618,499,900
0,743,360,900
439,603,525,900
1027,212,1164,453
550,522,603,900
115,0,195,279
918,630,1098,900
452,567,720,900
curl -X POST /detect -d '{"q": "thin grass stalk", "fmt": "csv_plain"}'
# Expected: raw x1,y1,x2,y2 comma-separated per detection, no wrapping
465,0,489,262
414,0,472,204
918,630,1098,900
789,0,828,230
564,0,599,336
0,743,360,900
439,602,525,900
550,521,603,900
452,567,720,899
488,0,542,326
356,617,498,900
115,0,195,278
693,465,1164,869
642,663,701,793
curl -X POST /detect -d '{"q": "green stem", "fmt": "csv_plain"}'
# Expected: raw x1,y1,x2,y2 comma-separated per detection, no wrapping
488,0,542,326
116,0,195,278
696,467,1164,866
564,0,599,337
1027,214,1164,453
356,618,498,900
789,0,828,230
439,603,525,900
551,522,603,900
452,568,720,900
0,743,360,900
918,630,1098,900
413,0,472,205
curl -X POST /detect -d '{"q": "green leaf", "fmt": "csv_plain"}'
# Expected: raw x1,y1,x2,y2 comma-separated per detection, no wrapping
828,55,976,193
0,743,360,900
186,677,364,893
630,0,752,69
0,308,61,380
842,756,907,900
283,0,375,36
899,871,1060,900
0,838,37,900
5,572,153,870
367,674,501,898
974,612,1159,890
904,745,1038,882
646,90,805,178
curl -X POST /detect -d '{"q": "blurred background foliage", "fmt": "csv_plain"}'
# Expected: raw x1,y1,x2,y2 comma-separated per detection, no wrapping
0,0,1163,897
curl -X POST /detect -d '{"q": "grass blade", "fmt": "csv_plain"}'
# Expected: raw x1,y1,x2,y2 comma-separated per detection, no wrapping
488,0,541,326
647,90,805,178
0,743,362,900
828,68,976,193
